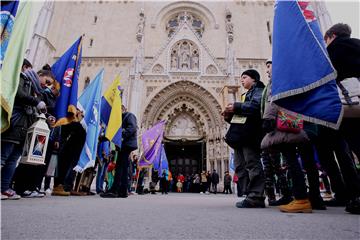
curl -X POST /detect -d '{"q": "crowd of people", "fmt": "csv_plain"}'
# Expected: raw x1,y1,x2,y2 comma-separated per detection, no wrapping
1,23,359,216
222,23,360,214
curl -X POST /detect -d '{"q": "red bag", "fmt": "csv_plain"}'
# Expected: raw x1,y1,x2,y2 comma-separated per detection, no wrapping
276,110,304,133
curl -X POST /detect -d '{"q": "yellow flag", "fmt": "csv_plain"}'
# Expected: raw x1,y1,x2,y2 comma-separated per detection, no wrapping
101,76,122,146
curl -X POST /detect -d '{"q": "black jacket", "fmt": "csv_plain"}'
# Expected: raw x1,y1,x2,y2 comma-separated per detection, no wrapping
232,81,265,145
2,73,42,143
121,111,138,150
327,36,360,81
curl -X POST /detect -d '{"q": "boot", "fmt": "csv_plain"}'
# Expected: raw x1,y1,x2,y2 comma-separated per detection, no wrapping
52,185,70,196
269,196,293,206
279,199,312,213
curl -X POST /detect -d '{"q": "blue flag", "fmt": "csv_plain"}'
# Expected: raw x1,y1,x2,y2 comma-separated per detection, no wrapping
74,69,104,172
229,149,235,172
52,36,83,125
272,0,342,129
0,0,19,68
158,145,169,177
153,144,169,176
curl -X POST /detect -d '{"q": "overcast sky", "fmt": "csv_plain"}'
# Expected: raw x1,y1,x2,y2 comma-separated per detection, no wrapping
325,0,360,38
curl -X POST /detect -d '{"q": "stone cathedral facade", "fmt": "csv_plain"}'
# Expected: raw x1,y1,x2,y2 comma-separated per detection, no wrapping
26,1,332,179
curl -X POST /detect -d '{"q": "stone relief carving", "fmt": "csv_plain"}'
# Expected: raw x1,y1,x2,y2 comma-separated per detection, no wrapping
215,139,221,156
152,64,164,74
206,65,218,74
170,40,199,71
168,114,199,137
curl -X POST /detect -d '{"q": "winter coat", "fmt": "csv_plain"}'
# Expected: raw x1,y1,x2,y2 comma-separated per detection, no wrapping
224,174,232,185
227,81,265,147
326,36,360,82
1,73,42,144
121,111,138,151
211,172,219,184
261,81,309,150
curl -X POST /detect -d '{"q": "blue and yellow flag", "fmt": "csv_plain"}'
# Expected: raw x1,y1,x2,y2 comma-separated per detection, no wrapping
272,0,342,129
100,76,122,147
1,1,33,132
74,69,103,172
52,36,83,125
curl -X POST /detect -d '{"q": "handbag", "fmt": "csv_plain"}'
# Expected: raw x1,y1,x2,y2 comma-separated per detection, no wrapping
276,110,304,133
45,154,58,177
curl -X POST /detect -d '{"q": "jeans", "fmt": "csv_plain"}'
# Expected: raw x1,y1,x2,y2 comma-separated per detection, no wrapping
1,141,23,192
96,162,108,193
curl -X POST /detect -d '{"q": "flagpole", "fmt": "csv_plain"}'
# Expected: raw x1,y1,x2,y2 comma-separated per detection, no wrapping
134,167,140,194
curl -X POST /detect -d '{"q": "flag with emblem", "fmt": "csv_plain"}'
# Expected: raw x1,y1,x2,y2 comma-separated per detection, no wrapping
139,120,166,168
272,0,342,129
74,69,103,172
100,75,123,147
52,36,83,125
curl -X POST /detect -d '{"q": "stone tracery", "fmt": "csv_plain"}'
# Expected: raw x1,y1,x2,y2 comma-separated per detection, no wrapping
170,40,200,71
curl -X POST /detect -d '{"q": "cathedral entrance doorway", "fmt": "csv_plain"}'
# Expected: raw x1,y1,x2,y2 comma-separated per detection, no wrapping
164,139,206,177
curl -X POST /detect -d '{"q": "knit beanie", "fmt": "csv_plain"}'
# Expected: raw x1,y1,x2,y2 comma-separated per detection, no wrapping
241,69,260,82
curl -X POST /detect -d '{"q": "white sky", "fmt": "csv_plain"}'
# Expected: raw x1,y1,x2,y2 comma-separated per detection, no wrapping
325,0,360,38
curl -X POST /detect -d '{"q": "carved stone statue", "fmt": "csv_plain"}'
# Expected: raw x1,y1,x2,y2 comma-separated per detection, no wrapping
171,54,178,69
136,11,145,42
225,19,233,34
191,54,199,70
215,139,221,156
180,47,190,69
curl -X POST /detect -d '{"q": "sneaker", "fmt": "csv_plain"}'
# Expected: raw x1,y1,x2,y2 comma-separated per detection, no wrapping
2,189,21,200
279,199,312,213
236,198,265,208
269,196,293,206
1,194,9,200
345,198,360,214
52,185,70,196
22,190,45,198
45,188,52,195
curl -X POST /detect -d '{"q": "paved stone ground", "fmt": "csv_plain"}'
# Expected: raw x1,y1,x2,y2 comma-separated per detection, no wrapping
1,193,359,239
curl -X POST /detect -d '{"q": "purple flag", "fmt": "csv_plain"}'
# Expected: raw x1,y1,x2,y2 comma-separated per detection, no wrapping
139,120,166,167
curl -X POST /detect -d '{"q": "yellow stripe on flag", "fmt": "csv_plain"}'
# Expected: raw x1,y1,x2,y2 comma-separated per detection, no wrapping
104,76,122,143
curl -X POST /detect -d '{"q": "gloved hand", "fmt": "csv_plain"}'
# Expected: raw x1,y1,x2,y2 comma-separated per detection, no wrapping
36,101,47,113
262,119,276,133
107,162,116,172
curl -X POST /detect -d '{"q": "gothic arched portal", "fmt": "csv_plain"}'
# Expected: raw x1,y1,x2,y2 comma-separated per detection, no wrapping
141,80,228,176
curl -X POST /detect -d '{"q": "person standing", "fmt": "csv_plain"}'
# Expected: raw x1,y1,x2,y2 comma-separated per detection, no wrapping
321,23,360,214
223,171,233,194
224,69,266,208
211,169,219,194
1,59,47,200
100,104,138,198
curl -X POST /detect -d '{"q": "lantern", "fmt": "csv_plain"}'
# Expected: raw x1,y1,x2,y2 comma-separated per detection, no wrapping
20,113,50,165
